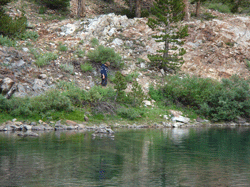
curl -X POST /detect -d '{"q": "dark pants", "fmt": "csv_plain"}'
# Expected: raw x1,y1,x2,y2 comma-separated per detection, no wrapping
101,77,107,86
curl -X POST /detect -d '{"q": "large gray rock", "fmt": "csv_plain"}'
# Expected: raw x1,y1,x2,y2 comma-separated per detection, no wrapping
23,124,32,131
32,125,45,131
172,116,190,124
33,79,45,91
60,23,76,36
0,78,15,95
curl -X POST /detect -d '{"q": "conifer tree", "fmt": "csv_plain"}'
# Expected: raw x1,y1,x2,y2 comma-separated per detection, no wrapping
113,71,127,102
147,0,188,72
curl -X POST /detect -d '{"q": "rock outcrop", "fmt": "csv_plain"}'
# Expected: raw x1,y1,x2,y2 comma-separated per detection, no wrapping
1,2,250,99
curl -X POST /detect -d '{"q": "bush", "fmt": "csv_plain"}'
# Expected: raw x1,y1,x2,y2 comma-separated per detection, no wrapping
200,12,217,21
81,62,93,72
58,81,86,106
20,31,39,41
127,80,145,107
0,90,73,118
40,0,70,10
116,107,144,120
0,35,16,47
58,42,68,51
125,72,140,83
149,84,164,102
90,38,99,47
113,71,127,102
60,62,74,74
75,49,85,58
0,11,27,38
200,76,250,122
87,45,124,69
120,8,135,18
206,3,231,13
157,75,250,122
34,52,58,67
162,75,220,108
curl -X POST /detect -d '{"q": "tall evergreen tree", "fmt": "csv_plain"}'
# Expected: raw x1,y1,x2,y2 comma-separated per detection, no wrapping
147,0,188,72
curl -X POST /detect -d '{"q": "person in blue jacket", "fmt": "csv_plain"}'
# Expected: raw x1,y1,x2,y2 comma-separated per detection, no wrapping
100,61,110,86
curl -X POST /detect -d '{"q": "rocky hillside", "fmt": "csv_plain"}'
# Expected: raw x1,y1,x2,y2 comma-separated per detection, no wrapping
1,0,250,98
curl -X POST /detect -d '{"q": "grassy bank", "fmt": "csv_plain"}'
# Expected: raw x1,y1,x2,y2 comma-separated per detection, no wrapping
1,75,249,124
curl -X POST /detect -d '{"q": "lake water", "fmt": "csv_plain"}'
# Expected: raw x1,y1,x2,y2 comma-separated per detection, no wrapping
1,127,250,187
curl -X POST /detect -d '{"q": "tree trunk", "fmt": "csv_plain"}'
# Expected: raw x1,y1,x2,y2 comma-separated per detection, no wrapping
163,39,169,59
77,0,85,17
183,0,190,21
135,0,141,18
196,0,201,17
129,0,133,13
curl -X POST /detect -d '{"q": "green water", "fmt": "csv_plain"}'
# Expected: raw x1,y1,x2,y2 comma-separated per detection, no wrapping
1,127,250,187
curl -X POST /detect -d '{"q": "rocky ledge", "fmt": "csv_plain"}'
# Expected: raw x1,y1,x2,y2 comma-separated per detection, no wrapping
1,109,249,137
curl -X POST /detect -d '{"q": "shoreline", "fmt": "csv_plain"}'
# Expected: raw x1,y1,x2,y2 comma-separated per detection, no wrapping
1,119,250,137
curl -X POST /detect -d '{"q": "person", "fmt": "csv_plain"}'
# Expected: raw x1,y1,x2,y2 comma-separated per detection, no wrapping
100,61,110,86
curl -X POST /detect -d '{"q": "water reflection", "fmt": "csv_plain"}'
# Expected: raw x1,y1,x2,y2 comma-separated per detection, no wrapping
1,127,250,186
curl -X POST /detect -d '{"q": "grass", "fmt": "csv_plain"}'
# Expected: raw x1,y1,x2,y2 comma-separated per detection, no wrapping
125,71,140,83
20,31,39,41
90,37,99,47
60,62,74,74
33,52,58,67
205,3,231,13
75,49,85,58
58,42,68,52
81,62,93,72
0,35,16,47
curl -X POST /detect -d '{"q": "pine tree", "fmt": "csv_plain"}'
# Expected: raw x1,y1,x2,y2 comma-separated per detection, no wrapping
147,0,188,72
113,71,127,102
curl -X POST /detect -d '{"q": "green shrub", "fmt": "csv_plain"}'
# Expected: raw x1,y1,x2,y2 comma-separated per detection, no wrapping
162,75,220,108
0,11,27,38
80,62,93,72
0,35,16,47
60,62,74,74
75,49,85,58
127,80,145,107
38,6,47,14
157,75,250,122
58,42,68,51
116,107,144,120
206,3,231,13
87,45,124,69
141,9,150,18
40,0,70,10
200,12,217,20
113,71,127,102
200,76,250,122
20,31,39,41
149,84,164,102
120,8,135,18
34,52,58,67
90,38,99,47
59,82,116,107
125,71,140,83
31,90,73,114
0,90,73,118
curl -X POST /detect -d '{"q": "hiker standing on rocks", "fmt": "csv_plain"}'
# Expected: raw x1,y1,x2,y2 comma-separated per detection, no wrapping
100,61,110,86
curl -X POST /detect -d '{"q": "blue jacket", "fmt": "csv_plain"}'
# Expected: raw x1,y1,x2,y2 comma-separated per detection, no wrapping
100,64,108,78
